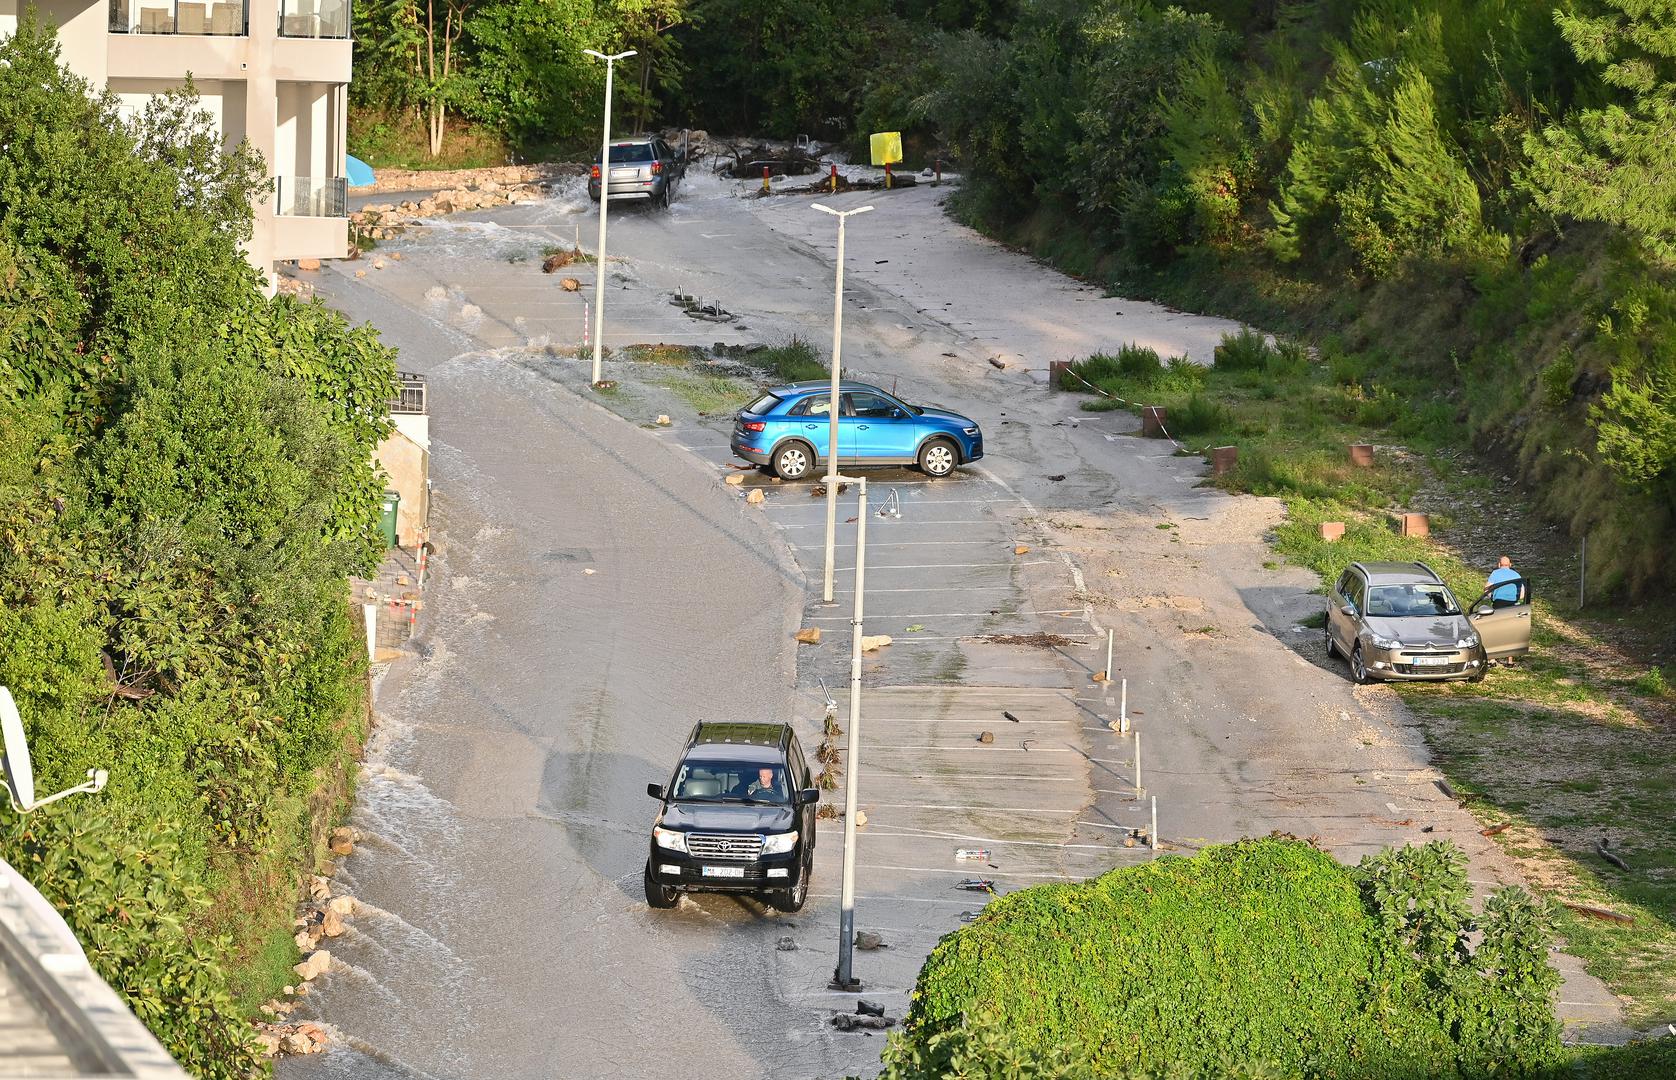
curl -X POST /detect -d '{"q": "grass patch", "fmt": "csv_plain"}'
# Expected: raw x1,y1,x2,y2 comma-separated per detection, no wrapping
621,343,704,366
746,336,828,383
659,371,755,415
348,108,511,171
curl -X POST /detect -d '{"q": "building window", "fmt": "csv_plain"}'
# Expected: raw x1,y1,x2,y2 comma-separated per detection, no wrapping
278,0,352,38
275,176,347,218
110,0,248,34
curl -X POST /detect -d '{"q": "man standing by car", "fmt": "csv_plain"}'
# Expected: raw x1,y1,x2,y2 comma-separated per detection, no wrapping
1487,556,1522,608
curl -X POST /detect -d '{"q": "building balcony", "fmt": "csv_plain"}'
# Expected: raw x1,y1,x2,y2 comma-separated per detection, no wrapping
277,0,350,38
109,0,247,35
276,175,346,218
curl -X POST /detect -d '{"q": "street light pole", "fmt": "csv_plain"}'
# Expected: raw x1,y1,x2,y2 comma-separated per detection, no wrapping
583,47,637,388
811,202,874,604
833,476,868,991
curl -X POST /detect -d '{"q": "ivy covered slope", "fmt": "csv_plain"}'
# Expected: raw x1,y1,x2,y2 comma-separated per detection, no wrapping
910,0,1676,601
0,19,396,1077
882,839,1562,1079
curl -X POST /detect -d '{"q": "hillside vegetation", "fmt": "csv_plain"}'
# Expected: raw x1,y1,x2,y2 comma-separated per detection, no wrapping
0,22,396,1074
906,0,1675,602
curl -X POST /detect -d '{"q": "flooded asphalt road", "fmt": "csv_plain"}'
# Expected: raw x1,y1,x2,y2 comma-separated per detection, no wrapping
279,166,1624,1078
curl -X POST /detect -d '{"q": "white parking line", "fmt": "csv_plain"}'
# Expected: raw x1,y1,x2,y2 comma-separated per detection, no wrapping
859,862,1077,881
827,560,1050,571
776,519,1005,529
867,827,1126,852
864,803,1080,814
835,744,1073,753
870,716,1074,725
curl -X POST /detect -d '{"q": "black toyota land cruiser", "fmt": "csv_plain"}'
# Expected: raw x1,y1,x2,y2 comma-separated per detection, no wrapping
644,722,818,912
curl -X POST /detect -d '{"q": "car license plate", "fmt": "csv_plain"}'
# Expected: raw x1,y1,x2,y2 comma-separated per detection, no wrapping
701,866,745,878
611,168,637,179
1412,655,1451,666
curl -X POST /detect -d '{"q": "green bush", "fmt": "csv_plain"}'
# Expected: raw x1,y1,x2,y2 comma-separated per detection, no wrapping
751,336,828,384
1214,327,1274,371
894,838,1561,1078
1170,393,1229,436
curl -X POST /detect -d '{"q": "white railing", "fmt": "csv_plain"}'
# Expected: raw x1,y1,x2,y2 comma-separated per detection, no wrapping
109,0,247,35
277,0,351,38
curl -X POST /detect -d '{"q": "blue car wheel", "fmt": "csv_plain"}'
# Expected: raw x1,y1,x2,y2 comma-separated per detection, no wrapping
773,441,816,480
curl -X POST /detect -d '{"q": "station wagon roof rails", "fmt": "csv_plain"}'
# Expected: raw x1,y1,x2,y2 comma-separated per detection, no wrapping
1414,561,1443,584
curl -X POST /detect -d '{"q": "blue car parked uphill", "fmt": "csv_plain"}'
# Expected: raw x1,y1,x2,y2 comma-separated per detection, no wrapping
731,381,984,480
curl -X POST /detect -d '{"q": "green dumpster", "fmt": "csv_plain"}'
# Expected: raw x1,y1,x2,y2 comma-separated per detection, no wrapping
378,490,400,549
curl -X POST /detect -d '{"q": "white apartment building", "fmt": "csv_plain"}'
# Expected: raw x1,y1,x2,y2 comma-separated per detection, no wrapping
1,0,351,288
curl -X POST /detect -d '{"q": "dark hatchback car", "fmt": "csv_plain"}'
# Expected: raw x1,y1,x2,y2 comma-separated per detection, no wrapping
730,380,984,480
644,722,819,912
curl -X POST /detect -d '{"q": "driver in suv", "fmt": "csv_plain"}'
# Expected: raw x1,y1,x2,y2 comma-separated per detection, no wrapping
644,722,818,912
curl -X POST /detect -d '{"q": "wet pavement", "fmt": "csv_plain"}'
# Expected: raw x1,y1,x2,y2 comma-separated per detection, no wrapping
279,165,1625,1080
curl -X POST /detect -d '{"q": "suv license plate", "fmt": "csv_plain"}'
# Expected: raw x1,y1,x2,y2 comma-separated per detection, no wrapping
702,866,745,878
611,168,637,179
1412,655,1451,666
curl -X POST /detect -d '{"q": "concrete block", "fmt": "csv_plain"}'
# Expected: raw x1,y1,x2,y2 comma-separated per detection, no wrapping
1209,446,1238,476
1048,360,1071,386
1349,443,1375,467
1396,512,1429,537
1141,405,1168,437
1318,521,1346,542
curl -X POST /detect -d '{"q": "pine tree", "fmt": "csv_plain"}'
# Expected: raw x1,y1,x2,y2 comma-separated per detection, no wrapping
1524,0,1676,261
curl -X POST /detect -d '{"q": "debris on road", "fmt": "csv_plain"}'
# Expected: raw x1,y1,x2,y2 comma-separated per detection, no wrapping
860,635,893,651
746,488,765,505
775,936,799,952
989,356,1006,370
974,633,1084,648
854,931,885,950
1014,545,1031,555
905,624,925,632
1047,474,1066,481
542,249,582,273
583,568,596,576
795,628,823,645
655,414,671,426
1003,711,1021,723
977,731,994,744
856,1000,886,1017
725,474,746,486
830,1013,895,1031
955,878,996,893
954,848,991,861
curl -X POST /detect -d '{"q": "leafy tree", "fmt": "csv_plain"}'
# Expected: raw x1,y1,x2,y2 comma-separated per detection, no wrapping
1525,0,1676,261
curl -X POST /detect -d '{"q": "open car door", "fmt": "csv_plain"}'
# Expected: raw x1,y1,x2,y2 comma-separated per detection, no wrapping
1466,576,1533,659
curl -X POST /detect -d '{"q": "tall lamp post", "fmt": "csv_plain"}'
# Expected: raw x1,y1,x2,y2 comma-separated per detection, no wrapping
583,47,637,388
831,477,868,992
811,202,874,603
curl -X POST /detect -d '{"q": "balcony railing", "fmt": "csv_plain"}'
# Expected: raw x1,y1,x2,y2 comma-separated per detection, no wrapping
275,175,347,218
389,372,427,415
109,0,248,34
278,0,351,38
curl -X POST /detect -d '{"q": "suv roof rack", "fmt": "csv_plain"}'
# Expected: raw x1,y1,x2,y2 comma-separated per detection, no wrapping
688,722,791,750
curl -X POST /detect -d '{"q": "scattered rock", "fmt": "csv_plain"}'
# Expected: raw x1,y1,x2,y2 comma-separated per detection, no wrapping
372,258,386,270
775,936,799,952
460,303,481,319
989,356,1006,369
856,999,885,1017
854,930,884,951
293,930,316,951
795,628,823,645
327,895,356,916
746,488,766,505
328,827,355,857
308,875,332,902
859,635,892,651
321,908,346,938
256,1031,283,1056
831,1013,895,1031
854,810,868,827
542,250,578,273
978,731,994,744
354,269,367,279
282,1032,313,1056
655,414,671,426
296,257,321,272
560,277,582,292
423,286,447,303
725,474,746,486
292,949,331,982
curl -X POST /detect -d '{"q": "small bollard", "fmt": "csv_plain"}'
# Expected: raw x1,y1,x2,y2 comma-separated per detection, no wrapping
1150,796,1158,852
934,159,942,186
1318,521,1346,542
1349,443,1375,468
1141,405,1168,437
1396,512,1429,538
1134,731,1143,799
885,161,893,189
1209,446,1238,476
1120,678,1128,734
830,163,838,193
1048,359,1071,386
762,165,771,193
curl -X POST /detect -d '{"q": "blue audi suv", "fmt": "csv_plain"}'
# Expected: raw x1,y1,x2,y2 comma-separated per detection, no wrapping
731,381,983,480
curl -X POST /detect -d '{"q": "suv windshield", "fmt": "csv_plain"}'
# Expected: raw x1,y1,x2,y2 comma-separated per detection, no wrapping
608,143,655,163
743,393,780,415
1366,583,1461,617
672,762,789,803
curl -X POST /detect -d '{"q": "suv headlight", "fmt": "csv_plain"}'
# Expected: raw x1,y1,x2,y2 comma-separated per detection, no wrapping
1457,633,1479,649
653,826,687,852
963,427,979,436
761,831,798,855
1369,634,1401,650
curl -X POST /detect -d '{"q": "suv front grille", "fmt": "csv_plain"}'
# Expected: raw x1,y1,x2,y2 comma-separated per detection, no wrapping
686,833,764,861
1395,661,1466,675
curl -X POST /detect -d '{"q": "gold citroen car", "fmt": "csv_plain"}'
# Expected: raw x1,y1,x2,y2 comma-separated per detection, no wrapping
1325,561,1531,684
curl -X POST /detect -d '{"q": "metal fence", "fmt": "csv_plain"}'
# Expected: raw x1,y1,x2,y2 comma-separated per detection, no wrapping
390,371,426,415
109,0,247,35
277,0,351,38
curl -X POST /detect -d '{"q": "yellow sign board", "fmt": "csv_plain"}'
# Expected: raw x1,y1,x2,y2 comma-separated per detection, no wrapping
869,131,903,166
